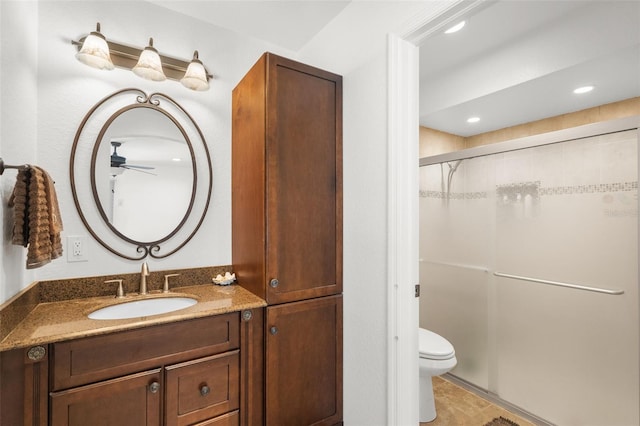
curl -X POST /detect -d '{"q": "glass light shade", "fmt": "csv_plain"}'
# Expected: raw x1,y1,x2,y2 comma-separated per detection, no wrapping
181,51,209,91
75,27,114,70
132,38,166,81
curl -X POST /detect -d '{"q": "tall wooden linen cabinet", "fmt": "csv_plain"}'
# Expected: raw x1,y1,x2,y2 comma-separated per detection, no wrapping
232,53,343,425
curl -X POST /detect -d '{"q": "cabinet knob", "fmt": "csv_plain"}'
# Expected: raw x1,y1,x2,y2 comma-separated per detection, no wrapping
269,278,279,288
149,381,160,394
200,384,210,396
270,326,278,335
27,345,46,361
242,310,253,322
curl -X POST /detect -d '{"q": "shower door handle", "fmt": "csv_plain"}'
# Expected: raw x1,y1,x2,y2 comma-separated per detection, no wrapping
493,272,624,295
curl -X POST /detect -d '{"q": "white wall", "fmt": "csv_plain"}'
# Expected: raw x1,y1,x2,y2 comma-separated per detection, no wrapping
344,54,392,425
298,2,456,423
0,0,39,301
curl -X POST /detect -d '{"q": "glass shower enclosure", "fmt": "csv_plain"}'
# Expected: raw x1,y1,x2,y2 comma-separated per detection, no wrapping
419,123,639,425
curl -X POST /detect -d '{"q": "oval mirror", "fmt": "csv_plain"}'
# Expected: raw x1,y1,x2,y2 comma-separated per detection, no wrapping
92,106,195,243
70,89,212,260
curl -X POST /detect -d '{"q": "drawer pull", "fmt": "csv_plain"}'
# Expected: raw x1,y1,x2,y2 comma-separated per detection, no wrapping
269,278,279,288
270,326,278,335
200,384,210,396
149,381,160,394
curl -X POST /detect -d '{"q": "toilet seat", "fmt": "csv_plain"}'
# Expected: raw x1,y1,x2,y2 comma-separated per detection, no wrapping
419,328,455,360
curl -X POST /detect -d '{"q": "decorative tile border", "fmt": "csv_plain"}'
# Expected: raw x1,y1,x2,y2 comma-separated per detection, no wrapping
419,190,487,200
420,181,638,199
539,181,637,196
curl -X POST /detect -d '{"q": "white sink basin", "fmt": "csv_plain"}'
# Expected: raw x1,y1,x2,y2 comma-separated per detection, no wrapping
88,297,197,320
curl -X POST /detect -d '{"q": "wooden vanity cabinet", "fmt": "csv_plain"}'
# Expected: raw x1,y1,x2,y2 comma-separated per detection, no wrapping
50,313,242,426
232,52,343,426
0,309,263,426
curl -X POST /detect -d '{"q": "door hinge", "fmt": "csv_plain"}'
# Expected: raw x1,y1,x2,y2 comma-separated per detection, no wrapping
415,284,420,298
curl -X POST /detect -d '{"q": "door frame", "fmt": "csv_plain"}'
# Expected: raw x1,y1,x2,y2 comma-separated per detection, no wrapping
386,1,485,424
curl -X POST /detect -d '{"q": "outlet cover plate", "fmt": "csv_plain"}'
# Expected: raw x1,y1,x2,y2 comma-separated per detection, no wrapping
67,235,88,262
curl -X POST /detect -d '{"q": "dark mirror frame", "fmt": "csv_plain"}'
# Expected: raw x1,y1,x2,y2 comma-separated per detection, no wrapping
70,88,213,260
91,103,196,245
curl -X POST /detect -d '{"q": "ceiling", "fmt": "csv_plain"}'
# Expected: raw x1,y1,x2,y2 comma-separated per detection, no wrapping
152,1,640,137
419,0,640,136
150,0,351,51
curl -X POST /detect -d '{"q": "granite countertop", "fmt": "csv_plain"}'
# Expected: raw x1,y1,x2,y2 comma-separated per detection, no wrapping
0,267,266,352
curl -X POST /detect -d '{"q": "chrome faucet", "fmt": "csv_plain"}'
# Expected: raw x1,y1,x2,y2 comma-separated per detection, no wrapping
140,262,150,295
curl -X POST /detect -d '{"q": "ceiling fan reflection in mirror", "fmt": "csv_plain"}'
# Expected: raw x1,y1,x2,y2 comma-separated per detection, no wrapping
110,141,156,175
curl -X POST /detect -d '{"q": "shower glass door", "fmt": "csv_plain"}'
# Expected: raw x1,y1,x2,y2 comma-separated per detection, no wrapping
419,129,639,425
419,155,495,390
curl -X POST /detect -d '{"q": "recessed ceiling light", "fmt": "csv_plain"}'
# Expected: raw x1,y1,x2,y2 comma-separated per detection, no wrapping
445,21,466,34
573,85,594,94
172,158,181,162
467,116,480,123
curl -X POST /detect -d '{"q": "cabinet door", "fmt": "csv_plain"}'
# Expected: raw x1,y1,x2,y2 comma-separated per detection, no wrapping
265,54,343,304
50,369,161,426
165,351,240,426
265,295,343,426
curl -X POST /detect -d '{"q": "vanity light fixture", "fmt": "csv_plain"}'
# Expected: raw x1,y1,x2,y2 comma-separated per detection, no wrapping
72,23,213,91
75,23,114,70
132,38,166,81
445,20,466,34
181,51,210,91
573,85,594,94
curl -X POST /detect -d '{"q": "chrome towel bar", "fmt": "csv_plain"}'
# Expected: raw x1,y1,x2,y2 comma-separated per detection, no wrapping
494,272,624,295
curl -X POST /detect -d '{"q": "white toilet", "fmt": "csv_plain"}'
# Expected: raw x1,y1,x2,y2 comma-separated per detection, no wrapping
419,328,457,423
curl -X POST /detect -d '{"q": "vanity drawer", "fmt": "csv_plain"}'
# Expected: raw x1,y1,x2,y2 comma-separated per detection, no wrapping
193,410,239,426
165,351,240,426
51,313,239,391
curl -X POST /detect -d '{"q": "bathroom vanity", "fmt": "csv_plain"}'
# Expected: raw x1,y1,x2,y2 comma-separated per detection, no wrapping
0,270,266,426
50,314,240,426
1,51,342,426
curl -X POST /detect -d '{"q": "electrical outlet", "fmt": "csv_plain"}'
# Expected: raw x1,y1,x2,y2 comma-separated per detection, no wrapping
67,236,88,262
73,240,82,256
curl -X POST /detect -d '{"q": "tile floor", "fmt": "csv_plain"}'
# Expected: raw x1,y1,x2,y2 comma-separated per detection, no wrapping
421,376,537,426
